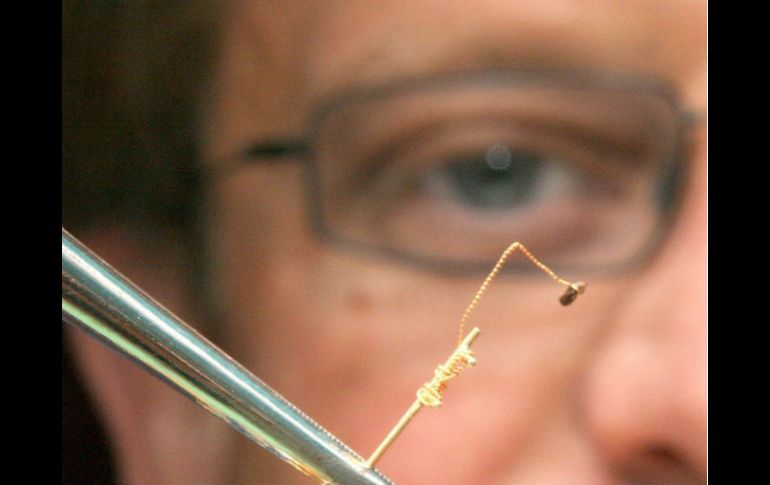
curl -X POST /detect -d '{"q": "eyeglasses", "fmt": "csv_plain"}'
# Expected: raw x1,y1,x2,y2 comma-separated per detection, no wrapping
241,68,703,276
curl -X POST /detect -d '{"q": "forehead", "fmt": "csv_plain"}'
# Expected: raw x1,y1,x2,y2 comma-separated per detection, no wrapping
205,0,705,161
305,0,705,93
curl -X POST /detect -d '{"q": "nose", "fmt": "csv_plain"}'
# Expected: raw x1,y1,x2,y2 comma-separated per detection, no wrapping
582,155,706,483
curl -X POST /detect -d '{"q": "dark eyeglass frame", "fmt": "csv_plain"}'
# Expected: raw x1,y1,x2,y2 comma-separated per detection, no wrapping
239,68,705,277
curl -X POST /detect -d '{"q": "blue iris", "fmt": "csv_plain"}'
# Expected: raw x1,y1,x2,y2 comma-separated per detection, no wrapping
439,144,543,210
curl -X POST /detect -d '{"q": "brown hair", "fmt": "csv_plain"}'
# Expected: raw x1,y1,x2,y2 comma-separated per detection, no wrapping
63,1,223,241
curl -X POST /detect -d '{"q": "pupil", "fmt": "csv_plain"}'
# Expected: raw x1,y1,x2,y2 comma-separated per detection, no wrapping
442,147,542,209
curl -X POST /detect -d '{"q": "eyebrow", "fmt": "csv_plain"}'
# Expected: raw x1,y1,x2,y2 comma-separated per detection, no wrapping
310,2,695,103
321,37,580,99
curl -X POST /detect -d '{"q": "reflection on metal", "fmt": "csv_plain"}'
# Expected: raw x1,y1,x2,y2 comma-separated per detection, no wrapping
62,228,393,485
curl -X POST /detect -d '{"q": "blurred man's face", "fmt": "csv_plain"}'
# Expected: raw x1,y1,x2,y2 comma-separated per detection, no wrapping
86,1,706,484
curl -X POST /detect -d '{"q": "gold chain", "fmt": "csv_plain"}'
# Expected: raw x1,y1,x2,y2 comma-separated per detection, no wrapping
456,242,583,346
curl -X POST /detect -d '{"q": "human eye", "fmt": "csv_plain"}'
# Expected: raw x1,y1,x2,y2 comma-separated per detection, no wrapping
423,145,571,213
349,116,643,253
315,84,673,266
412,141,592,221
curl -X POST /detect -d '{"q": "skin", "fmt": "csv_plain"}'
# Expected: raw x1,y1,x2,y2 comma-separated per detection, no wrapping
70,1,706,484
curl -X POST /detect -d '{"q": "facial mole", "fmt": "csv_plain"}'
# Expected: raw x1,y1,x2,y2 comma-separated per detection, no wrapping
347,290,373,315
644,445,682,467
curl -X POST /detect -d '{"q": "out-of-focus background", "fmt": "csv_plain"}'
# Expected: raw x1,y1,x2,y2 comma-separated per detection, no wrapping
63,2,217,483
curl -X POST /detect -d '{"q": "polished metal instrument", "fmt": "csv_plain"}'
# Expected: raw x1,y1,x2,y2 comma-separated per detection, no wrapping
62,227,394,485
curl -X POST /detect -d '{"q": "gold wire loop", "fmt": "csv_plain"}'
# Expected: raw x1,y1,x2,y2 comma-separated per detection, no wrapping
416,342,476,408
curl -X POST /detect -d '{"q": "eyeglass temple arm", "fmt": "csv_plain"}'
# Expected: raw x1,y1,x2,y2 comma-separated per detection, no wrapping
245,140,311,161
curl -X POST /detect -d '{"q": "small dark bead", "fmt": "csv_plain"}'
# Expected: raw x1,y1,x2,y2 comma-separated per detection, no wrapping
560,287,578,306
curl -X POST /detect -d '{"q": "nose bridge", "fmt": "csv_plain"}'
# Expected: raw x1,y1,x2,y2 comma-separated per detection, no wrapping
581,155,706,476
